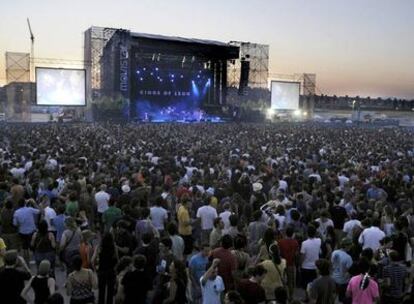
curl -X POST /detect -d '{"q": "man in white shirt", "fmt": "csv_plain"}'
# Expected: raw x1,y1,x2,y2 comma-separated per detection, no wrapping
315,210,334,241
150,197,168,234
218,202,232,230
300,225,322,292
343,214,362,238
42,199,57,232
200,258,225,304
358,219,385,251
197,200,218,245
95,184,110,230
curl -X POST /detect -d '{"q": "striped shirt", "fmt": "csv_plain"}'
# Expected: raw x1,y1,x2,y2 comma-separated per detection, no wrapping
383,262,408,298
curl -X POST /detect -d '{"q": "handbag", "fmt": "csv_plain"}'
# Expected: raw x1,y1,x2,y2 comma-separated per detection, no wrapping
59,230,76,262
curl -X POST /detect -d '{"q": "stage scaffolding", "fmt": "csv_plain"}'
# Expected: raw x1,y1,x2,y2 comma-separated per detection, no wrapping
227,42,269,89
5,52,30,84
84,27,118,99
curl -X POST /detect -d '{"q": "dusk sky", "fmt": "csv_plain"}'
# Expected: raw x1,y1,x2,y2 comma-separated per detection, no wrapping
1,0,413,99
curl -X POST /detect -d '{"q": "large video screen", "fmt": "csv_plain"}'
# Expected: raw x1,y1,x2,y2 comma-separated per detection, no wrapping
131,53,213,121
36,68,86,106
271,81,300,110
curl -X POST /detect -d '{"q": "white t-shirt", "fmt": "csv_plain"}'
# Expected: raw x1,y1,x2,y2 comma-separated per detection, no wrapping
197,205,218,230
200,275,225,304
358,227,385,251
301,238,322,270
315,218,334,240
343,219,362,238
219,211,232,230
150,206,168,230
44,206,57,232
170,235,184,261
95,191,110,213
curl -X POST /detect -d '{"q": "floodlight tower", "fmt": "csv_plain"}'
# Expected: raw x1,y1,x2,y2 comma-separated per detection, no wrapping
27,18,35,81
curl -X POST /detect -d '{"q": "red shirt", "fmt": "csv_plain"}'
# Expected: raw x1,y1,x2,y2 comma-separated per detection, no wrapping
237,279,266,304
211,247,237,290
278,238,299,266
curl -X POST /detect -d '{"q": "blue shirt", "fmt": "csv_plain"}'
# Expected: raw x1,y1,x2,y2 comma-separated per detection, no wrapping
13,206,40,235
189,253,208,285
54,214,66,242
331,249,353,284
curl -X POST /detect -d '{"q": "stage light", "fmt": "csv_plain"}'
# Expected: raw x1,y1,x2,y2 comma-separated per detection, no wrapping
150,72,154,76
136,71,140,74
266,108,276,118
197,75,201,78
303,111,308,116
155,67,159,71
140,77,143,81
180,75,184,79
171,79,174,83
293,109,301,117
160,79,163,82
143,68,146,71
171,74,175,78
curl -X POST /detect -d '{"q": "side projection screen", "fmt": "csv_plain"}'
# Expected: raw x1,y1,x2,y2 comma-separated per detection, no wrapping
36,67,86,106
271,81,300,110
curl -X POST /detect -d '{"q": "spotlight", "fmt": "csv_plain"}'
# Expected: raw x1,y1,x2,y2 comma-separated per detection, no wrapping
171,79,174,83
136,70,140,74
155,67,159,71
197,75,201,78
140,77,143,81
303,111,308,116
150,72,154,76
180,75,184,79
293,110,301,117
143,68,146,71
171,74,175,78
266,108,276,117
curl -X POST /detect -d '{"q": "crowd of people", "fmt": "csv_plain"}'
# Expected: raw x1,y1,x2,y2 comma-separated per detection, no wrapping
0,122,414,304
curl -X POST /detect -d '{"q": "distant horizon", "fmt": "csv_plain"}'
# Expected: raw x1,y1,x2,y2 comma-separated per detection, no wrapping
1,0,413,99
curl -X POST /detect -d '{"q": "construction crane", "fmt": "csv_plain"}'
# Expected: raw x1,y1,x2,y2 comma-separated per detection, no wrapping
27,18,34,82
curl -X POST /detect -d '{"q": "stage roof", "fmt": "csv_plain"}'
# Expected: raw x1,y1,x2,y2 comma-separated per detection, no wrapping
131,32,233,48
130,31,240,60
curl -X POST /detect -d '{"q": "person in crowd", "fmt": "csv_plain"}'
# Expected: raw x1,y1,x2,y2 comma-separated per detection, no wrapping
177,198,193,257
60,217,82,272
151,196,169,235
197,198,218,245
189,243,210,303
382,250,410,303
13,198,41,261
237,264,267,304
331,238,354,303
200,258,225,304
21,259,56,304
122,254,151,304
308,259,336,304
210,217,224,249
358,218,386,251
346,258,379,304
163,259,188,304
278,225,299,300
210,234,237,291
66,255,97,304
0,250,32,304
31,219,56,273
92,232,119,304
167,222,185,261
102,197,122,233
300,225,322,299
260,243,287,301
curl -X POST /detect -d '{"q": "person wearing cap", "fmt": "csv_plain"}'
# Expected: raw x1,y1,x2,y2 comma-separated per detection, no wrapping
21,259,56,304
0,250,32,304
331,238,354,303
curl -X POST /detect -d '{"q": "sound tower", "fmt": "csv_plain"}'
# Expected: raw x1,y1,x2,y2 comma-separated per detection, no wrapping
238,60,250,95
